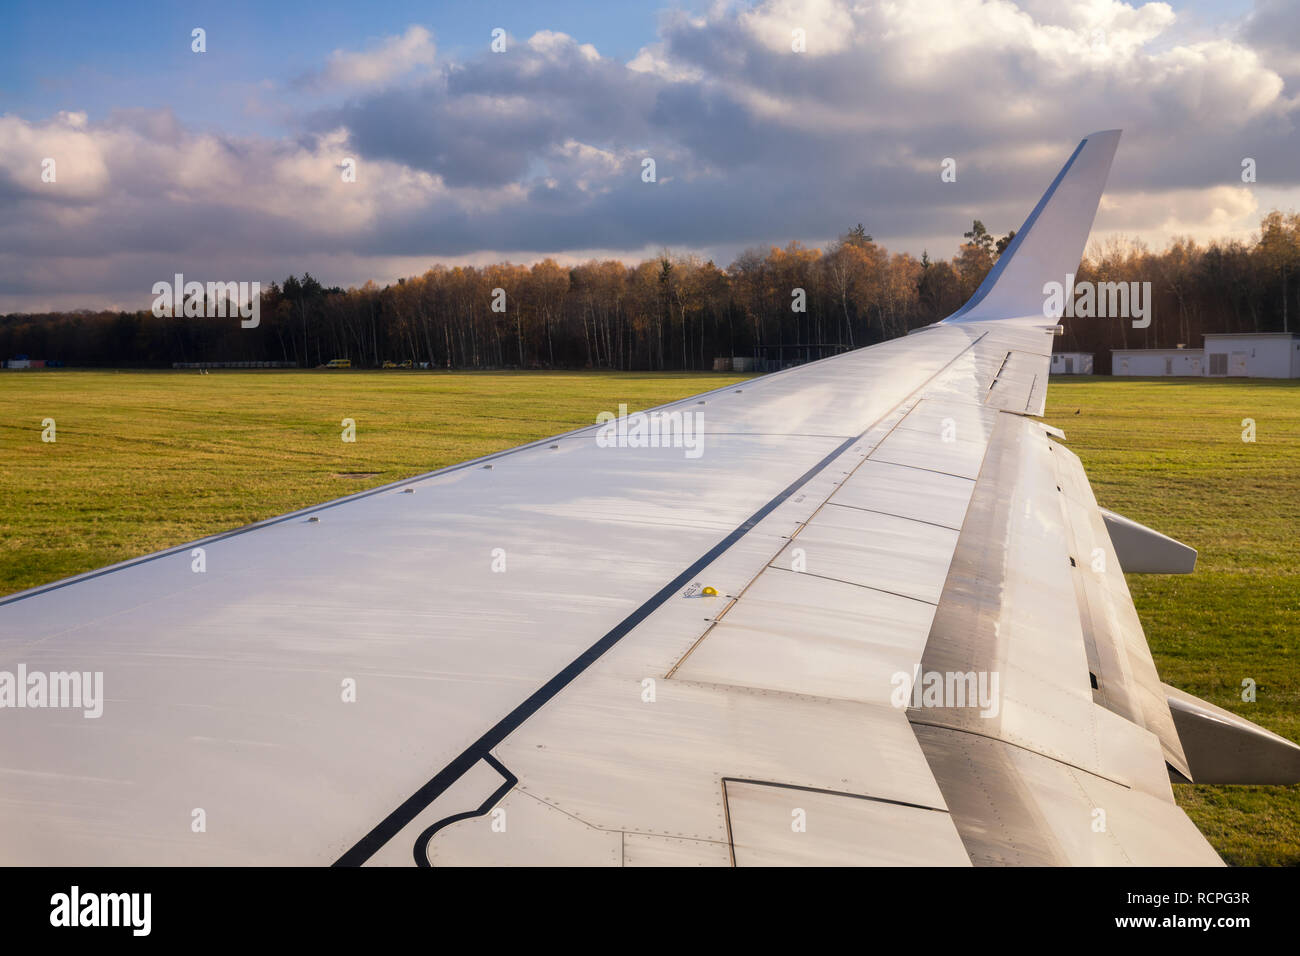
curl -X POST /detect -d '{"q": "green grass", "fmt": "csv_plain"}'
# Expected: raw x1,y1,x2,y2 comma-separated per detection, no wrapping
1,369,1297,864
1047,376,1300,866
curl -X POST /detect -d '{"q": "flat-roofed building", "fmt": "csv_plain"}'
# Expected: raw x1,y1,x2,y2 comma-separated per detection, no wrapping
1112,347,1204,377
1112,333,1300,378
1202,333,1300,378
1049,352,1093,374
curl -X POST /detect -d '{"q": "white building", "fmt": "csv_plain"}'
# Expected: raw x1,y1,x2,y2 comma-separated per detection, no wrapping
1202,333,1300,378
1050,352,1093,374
1113,332,1300,378
1112,347,1204,377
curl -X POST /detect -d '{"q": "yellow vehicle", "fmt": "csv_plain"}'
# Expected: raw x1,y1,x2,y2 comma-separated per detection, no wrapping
398,360,413,369
324,358,351,369
382,361,397,369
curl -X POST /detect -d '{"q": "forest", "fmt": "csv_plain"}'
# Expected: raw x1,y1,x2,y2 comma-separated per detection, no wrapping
3,212,1297,373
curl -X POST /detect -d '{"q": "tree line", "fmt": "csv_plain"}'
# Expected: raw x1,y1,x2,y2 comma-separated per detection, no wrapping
3,212,1296,371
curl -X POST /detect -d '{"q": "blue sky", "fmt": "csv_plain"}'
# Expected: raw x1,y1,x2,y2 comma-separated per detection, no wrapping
1,0,1296,311
1,1,703,132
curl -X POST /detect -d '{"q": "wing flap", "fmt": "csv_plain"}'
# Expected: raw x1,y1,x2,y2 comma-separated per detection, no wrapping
913,723,1222,866
1052,442,1192,777
908,410,1218,862
1101,508,1198,574
1164,683,1300,785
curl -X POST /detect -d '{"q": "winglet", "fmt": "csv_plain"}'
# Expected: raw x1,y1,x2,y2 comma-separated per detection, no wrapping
943,130,1122,324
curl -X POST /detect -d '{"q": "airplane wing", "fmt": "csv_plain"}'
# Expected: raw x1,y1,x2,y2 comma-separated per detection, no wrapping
2,130,1294,866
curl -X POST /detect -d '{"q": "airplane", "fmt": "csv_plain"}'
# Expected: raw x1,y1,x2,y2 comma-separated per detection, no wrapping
2,129,1297,866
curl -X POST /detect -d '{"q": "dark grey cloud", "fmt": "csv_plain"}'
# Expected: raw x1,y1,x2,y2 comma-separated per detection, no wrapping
314,35,662,188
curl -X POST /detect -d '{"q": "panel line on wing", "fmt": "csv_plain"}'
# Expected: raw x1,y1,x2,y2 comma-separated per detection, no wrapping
908,719,1132,790
762,565,941,606
722,777,950,813
822,501,964,532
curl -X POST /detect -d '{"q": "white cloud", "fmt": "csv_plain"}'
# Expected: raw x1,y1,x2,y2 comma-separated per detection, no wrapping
311,25,436,91
627,42,704,82
0,111,111,200
740,0,856,55
527,30,601,62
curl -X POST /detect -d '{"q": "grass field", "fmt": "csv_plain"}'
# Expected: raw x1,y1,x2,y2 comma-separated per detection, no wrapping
1,369,1297,864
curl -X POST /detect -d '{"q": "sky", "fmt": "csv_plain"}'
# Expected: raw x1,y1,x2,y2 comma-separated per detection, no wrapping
1,0,1297,312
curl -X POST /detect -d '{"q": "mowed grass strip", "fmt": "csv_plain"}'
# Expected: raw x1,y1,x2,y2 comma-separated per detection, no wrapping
1048,376,1300,866
1,369,1297,864
0,369,748,595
